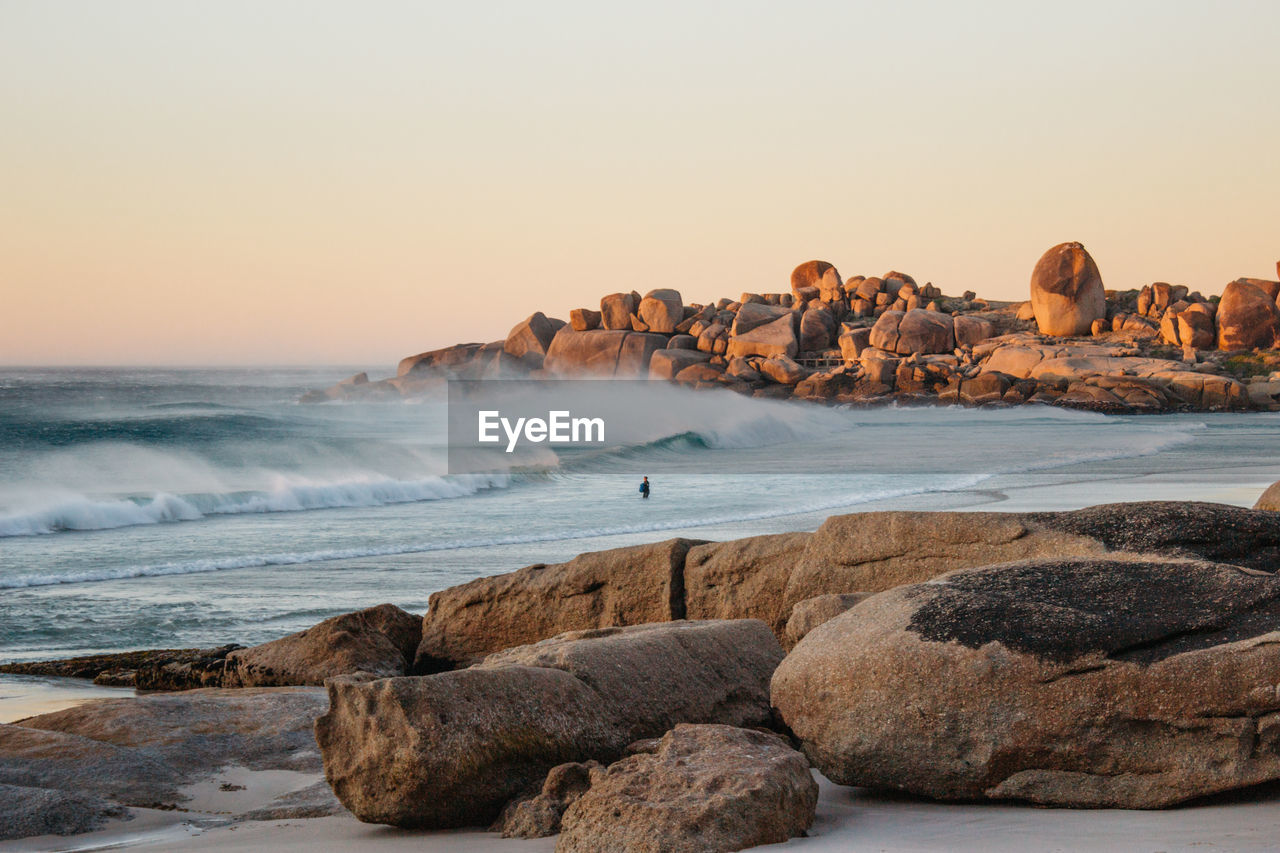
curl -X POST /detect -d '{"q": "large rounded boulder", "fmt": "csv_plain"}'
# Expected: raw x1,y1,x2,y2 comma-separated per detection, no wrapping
1029,242,1107,336
790,260,842,300
772,556,1280,808
1256,481,1280,512
1216,280,1280,351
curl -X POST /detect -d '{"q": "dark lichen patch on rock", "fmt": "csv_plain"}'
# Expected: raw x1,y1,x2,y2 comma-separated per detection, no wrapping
1028,502,1280,571
905,558,1280,664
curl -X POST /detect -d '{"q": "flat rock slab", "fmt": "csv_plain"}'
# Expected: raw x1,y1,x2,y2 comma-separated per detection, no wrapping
17,687,328,776
557,724,817,853
0,782,129,841
772,557,1280,808
0,723,182,807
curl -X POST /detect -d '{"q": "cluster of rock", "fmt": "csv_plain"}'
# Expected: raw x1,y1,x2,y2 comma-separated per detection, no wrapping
304,249,1280,412
9,490,1280,845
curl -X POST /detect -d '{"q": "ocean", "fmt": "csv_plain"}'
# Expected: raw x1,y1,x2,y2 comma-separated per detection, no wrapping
2,366,1279,688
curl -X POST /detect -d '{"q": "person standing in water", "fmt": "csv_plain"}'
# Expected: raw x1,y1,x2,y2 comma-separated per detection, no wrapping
639,476,650,499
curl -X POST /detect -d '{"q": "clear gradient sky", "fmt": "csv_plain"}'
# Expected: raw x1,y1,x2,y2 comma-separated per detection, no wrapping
3,1,1278,366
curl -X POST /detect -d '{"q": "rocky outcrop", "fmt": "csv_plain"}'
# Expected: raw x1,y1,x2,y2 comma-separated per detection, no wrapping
307,252,1280,412
1217,280,1280,351
223,603,421,687
772,556,1280,808
1029,242,1107,336
557,724,817,853
415,538,702,670
31,606,421,692
0,644,242,687
317,620,784,828
1257,481,1280,512
492,760,604,838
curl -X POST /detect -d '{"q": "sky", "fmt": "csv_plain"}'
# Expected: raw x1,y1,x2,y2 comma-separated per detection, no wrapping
2,0,1278,366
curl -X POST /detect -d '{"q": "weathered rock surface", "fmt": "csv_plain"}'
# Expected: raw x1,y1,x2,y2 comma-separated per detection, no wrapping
504,312,560,367
896,308,955,354
648,348,712,380
492,760,604,838
0,783,129,841
730,302,791,337
773,556,1280,808
317,620,784,828
759,354,808,385
599,293,637,330
0,645,242,688
1029,242,1107,336
223,604,421,687
638,289,683,334
799,307,836,351
0,723,183,806
790,260,841,298
1217,280,1280,351
953,314,995,347
726,313,798,359
411,502,1280,658
683,532,813,637
240,780,345,821
569,308,601,331
18,687,328,776
784,592,871,648
0,687,332,840
1255,481,1280,511
415,538,703,670
543,328,666,376
557,724,817,853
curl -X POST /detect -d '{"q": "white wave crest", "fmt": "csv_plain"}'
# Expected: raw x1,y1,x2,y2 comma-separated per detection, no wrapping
0,473,989,590
0,473,509,538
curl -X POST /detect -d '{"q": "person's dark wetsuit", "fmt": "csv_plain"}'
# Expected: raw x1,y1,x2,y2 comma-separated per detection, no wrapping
640,477,650,499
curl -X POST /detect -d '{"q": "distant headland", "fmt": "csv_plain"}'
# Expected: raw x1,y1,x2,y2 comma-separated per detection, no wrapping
306,245,1280,413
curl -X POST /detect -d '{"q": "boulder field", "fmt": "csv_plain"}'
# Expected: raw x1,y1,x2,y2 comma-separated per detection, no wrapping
305,250,1280,413
10,494,1280,842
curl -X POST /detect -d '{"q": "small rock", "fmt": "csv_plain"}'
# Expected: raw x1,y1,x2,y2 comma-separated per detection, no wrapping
557,724,817,853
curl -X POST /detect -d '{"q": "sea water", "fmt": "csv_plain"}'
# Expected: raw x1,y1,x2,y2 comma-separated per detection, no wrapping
2,367,1279,671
